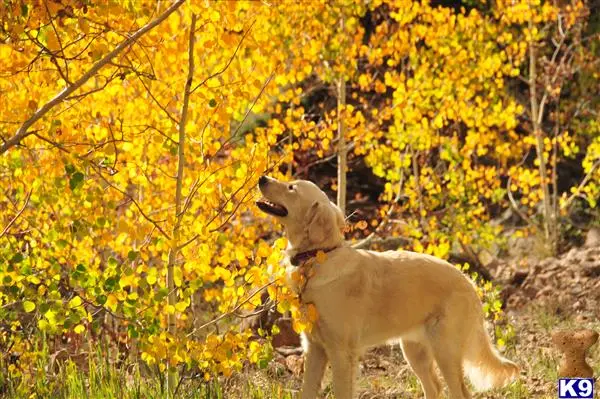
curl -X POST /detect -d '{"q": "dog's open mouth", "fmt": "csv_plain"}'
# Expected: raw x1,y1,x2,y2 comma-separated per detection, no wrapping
256,198,288,217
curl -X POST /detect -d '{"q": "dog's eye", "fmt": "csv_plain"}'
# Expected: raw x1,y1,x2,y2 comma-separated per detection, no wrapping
288,184,295,191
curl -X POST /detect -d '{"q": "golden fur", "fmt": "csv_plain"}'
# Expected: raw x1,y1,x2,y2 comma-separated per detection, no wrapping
257,176,519,399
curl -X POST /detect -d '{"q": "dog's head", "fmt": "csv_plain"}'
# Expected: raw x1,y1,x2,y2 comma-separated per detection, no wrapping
256,176,345,251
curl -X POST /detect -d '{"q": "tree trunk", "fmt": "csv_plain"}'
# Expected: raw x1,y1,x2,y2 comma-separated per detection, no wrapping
336,75,347,215
166,13,196,397
528,18,557,255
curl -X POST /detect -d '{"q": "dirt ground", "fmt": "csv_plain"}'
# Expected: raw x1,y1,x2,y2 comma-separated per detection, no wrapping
230,244,600,398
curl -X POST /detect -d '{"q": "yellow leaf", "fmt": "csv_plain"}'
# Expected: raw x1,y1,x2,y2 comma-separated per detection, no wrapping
175,301,188,312
291,271,301,282
315,251,328,263
355,220,368,230
78,17,90,34
74,324,85,334
46,31,60,52
106,294,118,312
214,266,231,281
307,304,319,322
68,296,83,309
210,10,220,22
274,237,287,250
38,319,49,330
257,244,270,258
147,268,157,285
23,301,35,313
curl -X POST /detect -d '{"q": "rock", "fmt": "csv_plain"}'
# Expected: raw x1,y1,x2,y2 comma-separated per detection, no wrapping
284,354,304,376
582,265,600,277
510,270,529,287
529,286,546,298
565,248,582,263
269,356,289,377
500,285,517,305
584,227,600,248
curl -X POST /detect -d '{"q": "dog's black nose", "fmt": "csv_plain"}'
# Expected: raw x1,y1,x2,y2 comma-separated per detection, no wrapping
258,176,268,186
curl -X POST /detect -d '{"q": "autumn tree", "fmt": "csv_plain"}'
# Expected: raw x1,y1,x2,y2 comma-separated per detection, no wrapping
0,1,298,395
499,0,599,254
259,0,598,260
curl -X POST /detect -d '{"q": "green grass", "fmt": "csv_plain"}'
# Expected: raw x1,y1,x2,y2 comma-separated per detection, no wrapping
1,344,297,399
3,308,599,399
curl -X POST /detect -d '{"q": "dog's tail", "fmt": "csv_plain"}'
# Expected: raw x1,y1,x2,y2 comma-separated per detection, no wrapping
463,324,519,391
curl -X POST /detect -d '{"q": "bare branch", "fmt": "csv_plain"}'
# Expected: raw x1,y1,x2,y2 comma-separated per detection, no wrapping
0,0,185,154
337,75,347,215
355,236,410,251
43,1,70,83
97,173,172,239
190,21,255,94
537,31,569,125
528,12,555,250
0,187,33,239
132,63,180,126
208,179,257,233
561,159,600,210
186,280,278,338
506,174,536,227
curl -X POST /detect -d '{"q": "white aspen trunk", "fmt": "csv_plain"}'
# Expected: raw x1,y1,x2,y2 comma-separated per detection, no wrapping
528,17,556,255
166,13,196,397
337,75,347,216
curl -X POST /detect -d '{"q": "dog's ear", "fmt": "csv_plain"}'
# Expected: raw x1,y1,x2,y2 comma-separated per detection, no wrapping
306,201,330,244
306,201,345,244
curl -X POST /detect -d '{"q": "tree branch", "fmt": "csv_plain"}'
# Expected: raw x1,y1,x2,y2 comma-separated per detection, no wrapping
0,187,33,239
336,75,347,216
190,20,255,94
561,158,600,210
186,280,278,338
507,174,536,227
355,236,410,251
0,0,185,154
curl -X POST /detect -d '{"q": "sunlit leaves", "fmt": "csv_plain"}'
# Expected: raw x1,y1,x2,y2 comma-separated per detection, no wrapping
22,301,35,313
0,0,292,386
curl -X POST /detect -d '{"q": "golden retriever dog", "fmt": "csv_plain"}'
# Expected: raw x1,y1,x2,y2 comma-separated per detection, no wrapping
256,176,519,399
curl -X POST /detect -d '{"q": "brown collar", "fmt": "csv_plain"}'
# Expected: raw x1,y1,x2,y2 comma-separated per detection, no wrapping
290,247,339,267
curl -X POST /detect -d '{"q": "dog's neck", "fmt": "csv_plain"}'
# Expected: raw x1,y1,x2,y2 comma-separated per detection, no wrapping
287,246,340,266
285,235,345,266
283,224,345,266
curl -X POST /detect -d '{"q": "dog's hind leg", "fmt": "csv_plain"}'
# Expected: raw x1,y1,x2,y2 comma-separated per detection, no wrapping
400,340,442,399
300,341,328,399
427,314,472,398
430,347,470,399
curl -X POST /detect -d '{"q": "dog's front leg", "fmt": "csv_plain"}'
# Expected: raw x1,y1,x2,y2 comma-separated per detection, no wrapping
301,341,328,399
329,350,358,399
